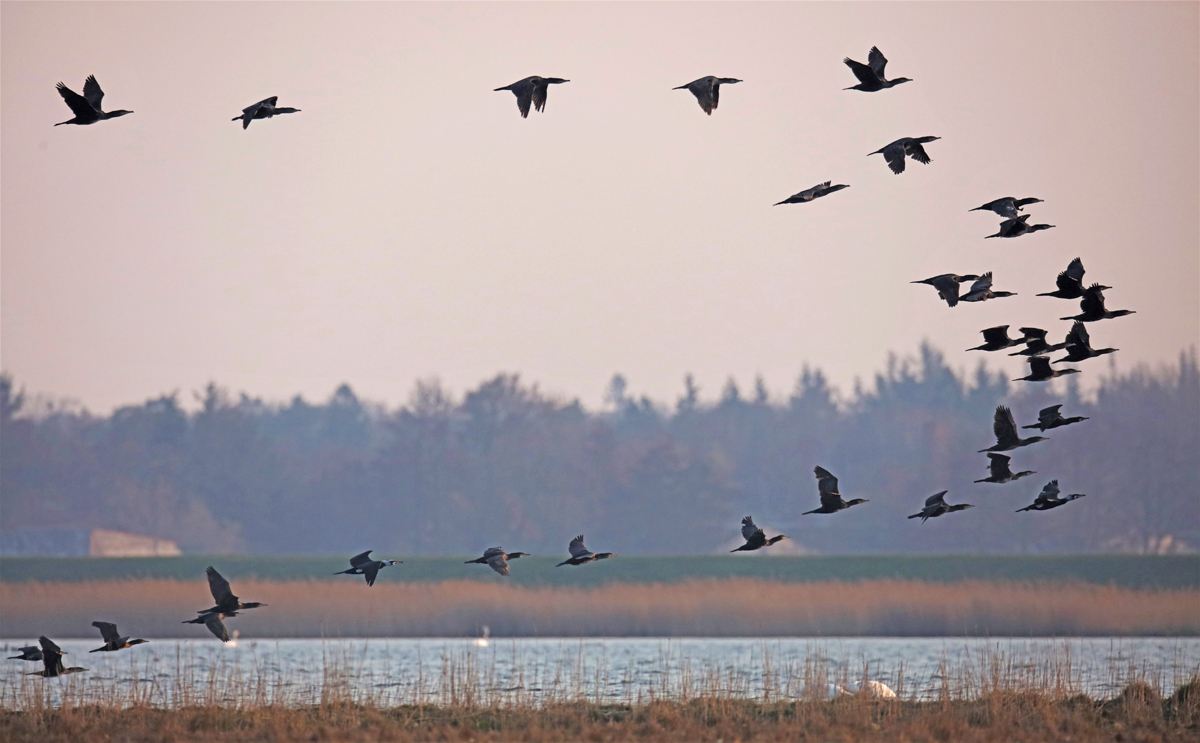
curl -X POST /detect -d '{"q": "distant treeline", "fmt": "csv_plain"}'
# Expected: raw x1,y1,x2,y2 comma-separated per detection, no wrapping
1,345,1197,556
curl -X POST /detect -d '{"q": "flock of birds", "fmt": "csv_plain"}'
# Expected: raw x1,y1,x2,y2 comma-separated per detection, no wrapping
23,45,1136,676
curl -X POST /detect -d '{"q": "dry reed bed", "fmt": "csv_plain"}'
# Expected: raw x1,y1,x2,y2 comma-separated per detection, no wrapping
3,578,1198,638
3,687,1199,743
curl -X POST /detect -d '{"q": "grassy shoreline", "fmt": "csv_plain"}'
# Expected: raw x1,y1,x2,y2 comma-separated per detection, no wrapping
4,578,1198,638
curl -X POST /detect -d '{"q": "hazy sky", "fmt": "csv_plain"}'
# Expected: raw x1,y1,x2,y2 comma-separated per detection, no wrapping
2,2,1197,413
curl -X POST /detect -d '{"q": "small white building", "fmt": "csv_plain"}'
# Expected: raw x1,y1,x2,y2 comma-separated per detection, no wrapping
0,527,181,557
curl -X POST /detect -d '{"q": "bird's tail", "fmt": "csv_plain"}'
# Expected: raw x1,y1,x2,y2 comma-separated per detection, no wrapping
554,559,571,567
1020,424,1040,430
1015,505,1033,512
907,513,921,519
801,508,820,515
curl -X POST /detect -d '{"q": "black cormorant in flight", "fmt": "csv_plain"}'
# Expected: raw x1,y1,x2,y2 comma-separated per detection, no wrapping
803,466,868,514
1023,404,1088,431
869,136,940,174
986,214,1055,239
731,515,787,551
494,76,570,118
556,535,615,567
912,274,980,308
974,453,1035,484
843,47,911,92
908,491,973,522
673,76,742,115
334,550,400,587
89,622,148,653
1061,285,1135,323
774,182,849,205
466,547,530,576
979,406,1047,452
1054,322,1118,363
232,97,299,129
969,197,1043,219
55,76,133,126
1016,481,1085,512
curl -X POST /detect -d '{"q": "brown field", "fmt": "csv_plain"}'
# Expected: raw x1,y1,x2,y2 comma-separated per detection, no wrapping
3,687,1199,742
2,578,1198,638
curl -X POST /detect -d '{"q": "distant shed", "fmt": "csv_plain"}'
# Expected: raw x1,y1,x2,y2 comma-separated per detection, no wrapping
0,527,181,557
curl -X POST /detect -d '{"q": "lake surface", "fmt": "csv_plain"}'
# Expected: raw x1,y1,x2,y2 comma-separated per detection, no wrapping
3,637,1197,707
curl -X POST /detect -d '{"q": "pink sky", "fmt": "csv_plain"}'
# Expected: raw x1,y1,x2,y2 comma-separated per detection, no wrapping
2,2,1197,412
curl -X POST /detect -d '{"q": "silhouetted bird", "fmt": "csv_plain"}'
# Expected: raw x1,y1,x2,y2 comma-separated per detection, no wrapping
843,47,911,92
28,637,86,677
1054,322,1118,363
89,622,148,653
908,491,973,522
1023,404,1089,432
494,76,569,118
979,406,1047,452
986,214,1055,239
803,466,869,514
673,76,742,115
974,453,1035,484
55,76,133,126
334,550,400,587
232,97,299,129
731,515,787,552
183,612,236,643
1037,258,1106,300
774,182,849,205
1016,480,1085,512
1009,327,1066,357
1061,285,1135,323
912,274,980,308
196,566,266,616
968,325,1024,352
868,136,940,174
7,646,43,662
960,273,1016,303
1014,356,1080,382
969,197,1044,219
466,547,529,577
555,535,615,567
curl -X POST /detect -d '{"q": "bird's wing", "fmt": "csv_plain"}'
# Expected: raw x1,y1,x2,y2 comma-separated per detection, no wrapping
981,325,1009,344
488,554,510,576
1019,328,1048,341
39,636,64,655
1064,322,1087,348
512,82,535,118
205,614,231,642
690,79,716,114
881,141,906,173
349,550,374,568
1065,257,1085,283
844,58,879,86
1038,480,1061,500
482,547,505,559
241,97,275,117
1080,289,1106,316
987,453,1013,477
1038,405,1063,423
82,75,105,110
803,182,830,199
813,466,840,495
1054,270,1078,293
969,273,994,295
362,564,380,587
56,83,97,119
1029,357,1052,377
941,280,961,307
994,406,1018,445
568,535,590,558
206,566,236,604
92,621,120,643
906,141,932,165
924,491,948,508
531,79,549,113
740,515,758,541
994,199,1019,219
867,46,888,77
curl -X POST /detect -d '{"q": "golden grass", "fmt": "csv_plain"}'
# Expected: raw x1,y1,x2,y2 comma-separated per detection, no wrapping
2,578,1197,638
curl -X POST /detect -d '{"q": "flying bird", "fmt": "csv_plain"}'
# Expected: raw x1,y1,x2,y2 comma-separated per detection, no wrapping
974,453,1035,484
843,47,911,92
1008,327,1066,357
1023,404,1089,431
960,273,1016,303
1054,322,1118,363
912,274,980,308
803,466,869,514
730,515,787,552
196,566,266,616
979,405,1047,453
1061,285,1135,323
774,182,848,206
985,214,1055,239
7,646,43,662
970,197,1044,219
1037,258,1105,300
673,76,742,115
28,637,86,677
89,622,148,653
1016,481,1086,512
555,535,615,567
55,75,133,126
1014,356,1080,382
232,96,300,129
494,76,570,118
466,547,529,577
183,612,236,643
868,136,940,174
968,325,1025,352
333,550,400,587
908,491,973,523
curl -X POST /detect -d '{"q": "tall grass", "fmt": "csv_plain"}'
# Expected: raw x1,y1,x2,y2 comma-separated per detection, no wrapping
3,578,1197,638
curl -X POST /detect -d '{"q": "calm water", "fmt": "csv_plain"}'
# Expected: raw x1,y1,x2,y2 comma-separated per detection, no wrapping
3,637,1197,707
